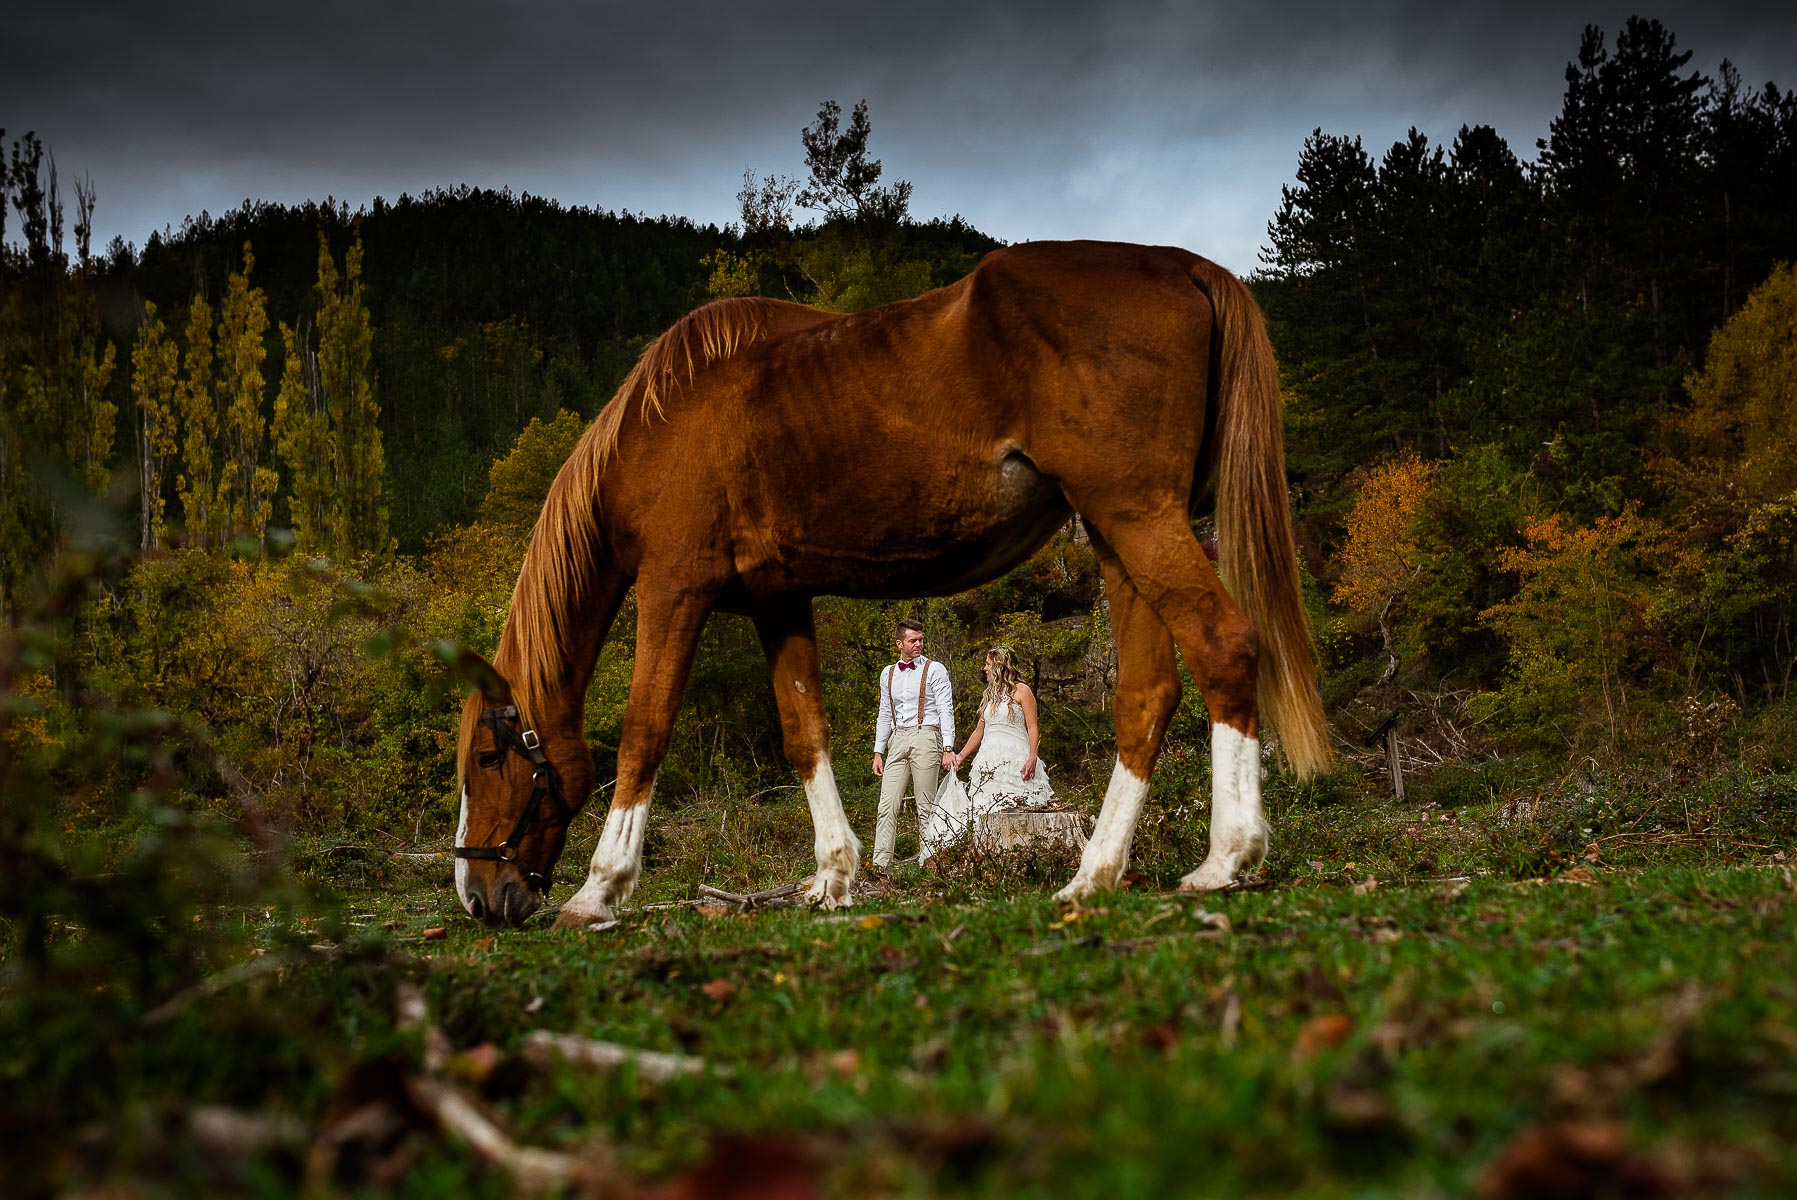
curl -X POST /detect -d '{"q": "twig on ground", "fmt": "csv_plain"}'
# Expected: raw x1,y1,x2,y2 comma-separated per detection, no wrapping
388,982,609,1194
697,881,806,910
1219,989,1242,1050
405,1076,586,1194
522,1030,725,1082
740,784,803,803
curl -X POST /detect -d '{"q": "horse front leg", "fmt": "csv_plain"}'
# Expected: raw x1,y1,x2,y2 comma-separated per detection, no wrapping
554,584,712,929
1056,538,1181,899
754,600,859,909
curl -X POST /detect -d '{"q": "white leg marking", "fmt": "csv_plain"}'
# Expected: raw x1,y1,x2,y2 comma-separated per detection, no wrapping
454,784,475,915
801,753,859,910
559,783,653,925
1180,723,1269,891
1055,761,1150,900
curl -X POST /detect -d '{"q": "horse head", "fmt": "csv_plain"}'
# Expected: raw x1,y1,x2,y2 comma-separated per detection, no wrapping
453,650,592,927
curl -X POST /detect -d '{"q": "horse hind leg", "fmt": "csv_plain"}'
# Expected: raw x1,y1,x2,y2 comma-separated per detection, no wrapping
754,600,858,909
554,583,712,929
1056,536,1181,900
1080,506,1270,893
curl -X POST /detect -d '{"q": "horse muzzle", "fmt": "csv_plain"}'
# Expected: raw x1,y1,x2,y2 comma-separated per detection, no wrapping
462,871,541,928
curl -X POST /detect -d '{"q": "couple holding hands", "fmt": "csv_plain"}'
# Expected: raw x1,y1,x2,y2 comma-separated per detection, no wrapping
869,618,1055,868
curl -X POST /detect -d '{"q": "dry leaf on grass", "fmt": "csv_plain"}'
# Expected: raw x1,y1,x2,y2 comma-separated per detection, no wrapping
1479,1120,1665,1199
641,1133,819,1200
1293,1013,1355,1057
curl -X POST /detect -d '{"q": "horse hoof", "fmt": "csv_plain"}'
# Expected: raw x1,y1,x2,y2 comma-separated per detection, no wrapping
805,875,853,910
1053,877,1096,902
1177,863,1240,892
552,904,612,930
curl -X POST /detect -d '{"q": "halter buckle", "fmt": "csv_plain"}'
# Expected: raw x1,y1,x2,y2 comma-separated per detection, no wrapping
521,729,540,750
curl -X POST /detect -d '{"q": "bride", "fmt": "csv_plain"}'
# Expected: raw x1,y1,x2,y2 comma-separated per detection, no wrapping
922,646,1054,860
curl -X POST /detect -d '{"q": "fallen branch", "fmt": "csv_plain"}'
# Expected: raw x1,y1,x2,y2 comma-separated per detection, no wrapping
697,882,805,910
388,982,609,1195
406,1076,585,1194
522,1030,723,1082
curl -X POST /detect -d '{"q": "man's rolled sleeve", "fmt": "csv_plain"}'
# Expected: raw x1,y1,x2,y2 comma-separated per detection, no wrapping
873,666,893,755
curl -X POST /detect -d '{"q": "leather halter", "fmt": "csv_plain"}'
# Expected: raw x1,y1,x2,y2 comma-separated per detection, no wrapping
452,704,573,895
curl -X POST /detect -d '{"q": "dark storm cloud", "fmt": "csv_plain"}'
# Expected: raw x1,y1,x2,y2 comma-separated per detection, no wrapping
5,1,1794,272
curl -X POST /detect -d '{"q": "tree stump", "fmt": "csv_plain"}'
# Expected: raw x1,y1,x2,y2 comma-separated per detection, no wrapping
970,808,1089,853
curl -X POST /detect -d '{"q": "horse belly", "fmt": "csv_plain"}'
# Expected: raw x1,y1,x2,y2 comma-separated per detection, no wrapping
730,448,1069,602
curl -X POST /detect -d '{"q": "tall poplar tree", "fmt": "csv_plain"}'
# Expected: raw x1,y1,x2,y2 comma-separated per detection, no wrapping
318,231,387,557
175,294,218,547
214,244,276,546
272,317,331,553
275,229,388,559
131,301,181,551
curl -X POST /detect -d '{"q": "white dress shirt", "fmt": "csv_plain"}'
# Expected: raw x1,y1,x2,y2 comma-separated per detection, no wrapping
873,656,955,755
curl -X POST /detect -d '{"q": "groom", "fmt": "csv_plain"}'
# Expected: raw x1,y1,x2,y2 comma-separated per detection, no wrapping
870,617,956,870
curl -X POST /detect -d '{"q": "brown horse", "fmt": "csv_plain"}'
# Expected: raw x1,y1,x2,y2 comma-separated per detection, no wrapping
452,240,1329,929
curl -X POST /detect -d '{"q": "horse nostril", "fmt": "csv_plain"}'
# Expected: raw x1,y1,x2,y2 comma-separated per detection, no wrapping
496,877,540,926
468,893,487,922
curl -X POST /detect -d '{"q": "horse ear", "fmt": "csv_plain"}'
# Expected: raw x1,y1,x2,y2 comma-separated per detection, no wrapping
456,648,514,705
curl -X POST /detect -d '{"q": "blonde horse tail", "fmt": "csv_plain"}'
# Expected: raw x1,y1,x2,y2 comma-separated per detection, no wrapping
1192,259,1331,778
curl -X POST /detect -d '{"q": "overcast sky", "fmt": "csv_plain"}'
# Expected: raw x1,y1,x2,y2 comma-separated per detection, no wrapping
5,1,1793,275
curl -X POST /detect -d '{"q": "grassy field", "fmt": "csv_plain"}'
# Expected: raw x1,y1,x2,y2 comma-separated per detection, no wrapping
13,768,1797,1198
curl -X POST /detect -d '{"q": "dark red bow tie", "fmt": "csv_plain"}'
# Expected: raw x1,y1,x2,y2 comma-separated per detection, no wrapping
896,660,917,671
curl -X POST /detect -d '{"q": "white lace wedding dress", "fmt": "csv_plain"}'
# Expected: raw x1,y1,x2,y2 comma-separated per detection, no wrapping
921,697,1054,860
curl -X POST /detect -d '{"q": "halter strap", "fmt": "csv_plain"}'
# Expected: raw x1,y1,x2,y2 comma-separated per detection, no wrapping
452,704,574,895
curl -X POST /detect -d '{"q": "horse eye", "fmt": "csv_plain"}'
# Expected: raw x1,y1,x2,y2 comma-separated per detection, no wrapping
476,750,504,770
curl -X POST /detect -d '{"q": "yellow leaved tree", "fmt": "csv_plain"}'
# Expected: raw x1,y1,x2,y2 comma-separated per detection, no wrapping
1332,452,1437,682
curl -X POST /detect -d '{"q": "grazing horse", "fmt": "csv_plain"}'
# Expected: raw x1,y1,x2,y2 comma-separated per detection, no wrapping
453,240,1329,929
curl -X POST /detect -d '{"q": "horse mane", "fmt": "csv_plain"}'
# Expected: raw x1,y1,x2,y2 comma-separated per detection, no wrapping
590,295,795,468
457,296,790,779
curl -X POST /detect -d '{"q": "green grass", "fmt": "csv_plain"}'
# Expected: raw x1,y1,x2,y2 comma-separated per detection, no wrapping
11,772,1797,1197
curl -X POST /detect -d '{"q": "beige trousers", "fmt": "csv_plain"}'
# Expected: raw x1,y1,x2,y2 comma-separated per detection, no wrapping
873,724,941,868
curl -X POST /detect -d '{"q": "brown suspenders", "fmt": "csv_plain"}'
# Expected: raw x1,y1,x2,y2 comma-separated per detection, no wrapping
885,658,931,729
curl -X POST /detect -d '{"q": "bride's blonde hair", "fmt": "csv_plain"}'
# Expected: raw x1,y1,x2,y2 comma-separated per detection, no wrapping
980,645,1024,715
